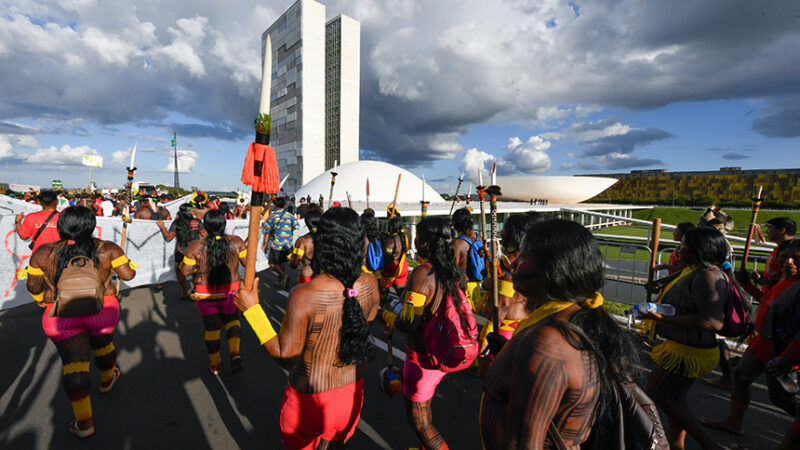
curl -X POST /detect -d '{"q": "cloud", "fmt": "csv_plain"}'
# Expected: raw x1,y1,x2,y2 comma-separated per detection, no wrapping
23,144,101,165
722,152,751,160
502,136,551,173
752,102,800,138
566,118,631,143
560,162,574,170
460,148,495,182
592,152,663,171
161,149,198,173
580,127,672,157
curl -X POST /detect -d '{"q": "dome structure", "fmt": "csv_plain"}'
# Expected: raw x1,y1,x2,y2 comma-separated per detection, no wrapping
496,175,617,203
294,160,444,205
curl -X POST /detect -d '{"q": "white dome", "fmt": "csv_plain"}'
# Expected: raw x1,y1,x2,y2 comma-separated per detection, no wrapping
294,160,443,204
496,175,617,203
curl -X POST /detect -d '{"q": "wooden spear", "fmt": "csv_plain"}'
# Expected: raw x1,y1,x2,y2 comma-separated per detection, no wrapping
740,185,763,272
366,178,370,211
646,218,662,303
388,174,402,219
449,172,464,217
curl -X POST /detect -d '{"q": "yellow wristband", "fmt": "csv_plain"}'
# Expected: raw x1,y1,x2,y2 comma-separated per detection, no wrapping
27,266,44,276
243,304,277,346
498,280,516,298
399,291,427,322
31,292,44,302
111,255,129,268
291,247,305,257
239,249,248,258
182,256,196,266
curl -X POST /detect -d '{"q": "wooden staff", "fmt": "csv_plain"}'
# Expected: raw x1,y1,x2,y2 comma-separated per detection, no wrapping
477,171,488,245
328,166,338,210
388,174,402,219
646,218,662,303
346,191,353,209
486,184,502,333
740,185,763,272
448,172,464,217
242,34,280,291
116,160,136,292
365,178,370,211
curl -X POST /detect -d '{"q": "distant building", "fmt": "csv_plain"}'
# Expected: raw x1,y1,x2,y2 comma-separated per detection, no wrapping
582,167,800,203
263,0,360,194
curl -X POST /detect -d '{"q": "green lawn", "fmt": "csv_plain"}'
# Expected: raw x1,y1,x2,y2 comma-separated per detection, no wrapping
631,207,800,237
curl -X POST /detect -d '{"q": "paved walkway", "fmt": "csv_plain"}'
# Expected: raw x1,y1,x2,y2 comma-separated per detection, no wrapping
0,273,792,449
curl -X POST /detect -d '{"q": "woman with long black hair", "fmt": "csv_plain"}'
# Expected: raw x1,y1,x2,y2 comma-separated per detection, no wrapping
157,203,205,299
382,216,477,449
25,206,136,438
641,227,740,450
480,219,641,448
235,207,380,449
181,209,247,375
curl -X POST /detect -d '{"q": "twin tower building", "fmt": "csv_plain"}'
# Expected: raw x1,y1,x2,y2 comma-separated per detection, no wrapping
263,0,360,194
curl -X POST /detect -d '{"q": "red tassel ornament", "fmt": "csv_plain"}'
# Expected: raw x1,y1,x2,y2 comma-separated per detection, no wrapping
241,133,279,192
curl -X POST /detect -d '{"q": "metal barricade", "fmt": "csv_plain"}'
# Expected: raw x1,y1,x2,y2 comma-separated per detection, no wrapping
597,239,652,305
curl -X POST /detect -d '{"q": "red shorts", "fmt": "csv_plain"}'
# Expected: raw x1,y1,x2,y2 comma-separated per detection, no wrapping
193,283,238,316
280,379,364,449
381,260,409,288
746,334,776,364
403,347,447,403
41,295,120,343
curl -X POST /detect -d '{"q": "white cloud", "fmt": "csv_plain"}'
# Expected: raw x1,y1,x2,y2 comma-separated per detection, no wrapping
460,148,495,183
110,149,130,167
161,149,198,173
503,136,552,173
82,27,139,65
566,120,631,143
23,144,100,165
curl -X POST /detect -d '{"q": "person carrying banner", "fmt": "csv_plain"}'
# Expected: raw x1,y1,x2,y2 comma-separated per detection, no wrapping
157,204,206,299
16,190,61,251
133,194,171,220
24,206,136,438
235,207,380,449
181,209,248,375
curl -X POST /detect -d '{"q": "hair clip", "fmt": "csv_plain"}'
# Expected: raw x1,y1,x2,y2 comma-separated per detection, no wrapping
720,261,732,270
345,288,358,298
66,240,76,245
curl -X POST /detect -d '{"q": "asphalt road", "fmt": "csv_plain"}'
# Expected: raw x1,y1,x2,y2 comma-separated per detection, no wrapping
0,271,793,449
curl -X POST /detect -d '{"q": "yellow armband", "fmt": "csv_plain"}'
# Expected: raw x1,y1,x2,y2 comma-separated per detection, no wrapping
111,255,129,268
239,249,248,258
182,256,196,266
291,247,304,257
31,292,44,303
243,304,277,346
399,291,427,322
361,265,370,273
18,265,44,280
498,280,516,298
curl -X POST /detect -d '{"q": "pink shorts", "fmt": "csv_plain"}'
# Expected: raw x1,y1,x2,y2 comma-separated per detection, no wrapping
195,296,238,316
41,295,120,343
280,379,364,449
403,347,448,402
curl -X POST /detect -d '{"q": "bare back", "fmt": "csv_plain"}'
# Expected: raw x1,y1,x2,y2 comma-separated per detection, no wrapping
182,235,247,286
286,273,380,393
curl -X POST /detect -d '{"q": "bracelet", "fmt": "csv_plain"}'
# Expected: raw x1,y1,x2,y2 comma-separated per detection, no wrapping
243,304,277,345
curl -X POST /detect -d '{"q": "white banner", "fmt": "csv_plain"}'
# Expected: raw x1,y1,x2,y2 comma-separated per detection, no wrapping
82,154,103,168
0,214,280,311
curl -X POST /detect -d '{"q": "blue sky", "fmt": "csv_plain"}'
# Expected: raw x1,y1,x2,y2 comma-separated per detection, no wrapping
1,0,798,195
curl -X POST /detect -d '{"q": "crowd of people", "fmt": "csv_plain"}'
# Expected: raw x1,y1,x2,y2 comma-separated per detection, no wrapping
11,186,800,449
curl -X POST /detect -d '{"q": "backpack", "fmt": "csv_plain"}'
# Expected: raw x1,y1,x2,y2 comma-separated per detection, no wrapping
366,238,384,271
457,235,485,282
48,255,105,317
421,289,479,372
547,320,669,450
716,268,750,338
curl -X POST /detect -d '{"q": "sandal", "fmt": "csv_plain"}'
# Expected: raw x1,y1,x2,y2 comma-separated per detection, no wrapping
99,366,120,393
231,354,244,373
209,364,221,376
69,420,95,438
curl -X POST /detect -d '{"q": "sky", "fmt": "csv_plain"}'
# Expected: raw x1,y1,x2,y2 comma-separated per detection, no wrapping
0,0,798,194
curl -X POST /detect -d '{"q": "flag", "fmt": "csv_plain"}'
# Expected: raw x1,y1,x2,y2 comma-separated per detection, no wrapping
82,154,103,168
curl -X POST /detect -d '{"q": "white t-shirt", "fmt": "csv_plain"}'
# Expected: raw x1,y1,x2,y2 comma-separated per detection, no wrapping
99,200,115,217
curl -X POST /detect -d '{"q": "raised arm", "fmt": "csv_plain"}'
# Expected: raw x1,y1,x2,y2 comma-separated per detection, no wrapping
235,277,309,369
156,220,176,242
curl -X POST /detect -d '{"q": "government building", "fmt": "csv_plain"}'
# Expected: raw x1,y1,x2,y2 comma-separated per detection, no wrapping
262,0,360,194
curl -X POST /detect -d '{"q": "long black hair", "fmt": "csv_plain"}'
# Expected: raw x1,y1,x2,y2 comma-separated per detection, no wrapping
173,204,195,247
416,217,468,326
522,219,638,442
683,227,729,269
203,209,231,289
312,207,371,366
304,207,322,233
387,217,407,254
360,210,381,242
55,206,99,283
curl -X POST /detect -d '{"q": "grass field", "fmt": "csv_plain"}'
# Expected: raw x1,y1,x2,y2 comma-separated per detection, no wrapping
631,207,800,236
